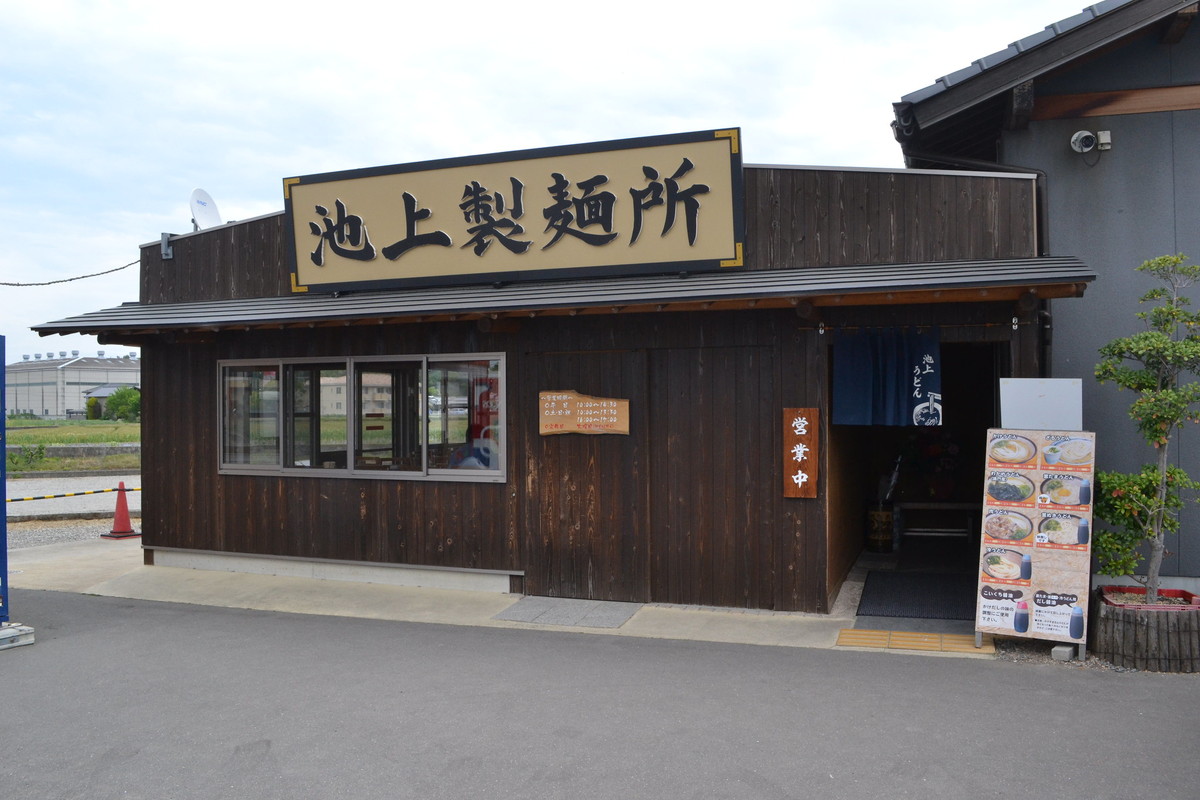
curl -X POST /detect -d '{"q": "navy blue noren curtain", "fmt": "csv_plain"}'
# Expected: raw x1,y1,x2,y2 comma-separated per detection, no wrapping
832,328,942,426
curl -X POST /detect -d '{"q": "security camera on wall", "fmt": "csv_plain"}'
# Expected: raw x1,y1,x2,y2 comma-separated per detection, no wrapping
1070,130,1098,153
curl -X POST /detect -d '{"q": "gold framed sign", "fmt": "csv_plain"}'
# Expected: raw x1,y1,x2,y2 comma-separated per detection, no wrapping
284,129,744,293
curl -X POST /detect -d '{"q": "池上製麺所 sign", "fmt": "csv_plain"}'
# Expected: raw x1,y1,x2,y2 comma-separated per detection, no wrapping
539,391,629,435
284,129,744,293
976,429,1095,645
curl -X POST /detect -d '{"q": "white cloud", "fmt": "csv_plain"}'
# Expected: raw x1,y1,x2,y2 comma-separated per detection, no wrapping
1,0,1090,363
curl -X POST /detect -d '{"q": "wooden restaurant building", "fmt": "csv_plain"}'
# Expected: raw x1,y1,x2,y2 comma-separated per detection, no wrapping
35,129,1094,613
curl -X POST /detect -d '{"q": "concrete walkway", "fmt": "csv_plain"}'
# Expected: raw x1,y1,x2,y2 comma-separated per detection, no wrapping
6,474,991,656
7,536,869,651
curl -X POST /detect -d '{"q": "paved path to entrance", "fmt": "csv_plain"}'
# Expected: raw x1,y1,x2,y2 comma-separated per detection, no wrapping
6,537,852,650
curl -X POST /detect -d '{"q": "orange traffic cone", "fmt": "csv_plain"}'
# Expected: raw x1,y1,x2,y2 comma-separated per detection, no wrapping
102,481,139,539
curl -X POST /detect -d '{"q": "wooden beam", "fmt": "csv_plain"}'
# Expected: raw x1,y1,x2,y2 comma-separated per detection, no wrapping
1005,81,1036,131
1163,4,1197,45
80,282,1089,340
1032,83,1200,120
809,283,1086,308
476,317,522,334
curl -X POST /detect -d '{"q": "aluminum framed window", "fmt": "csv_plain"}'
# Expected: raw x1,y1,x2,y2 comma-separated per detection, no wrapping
219,354,504,482
219,363,281,471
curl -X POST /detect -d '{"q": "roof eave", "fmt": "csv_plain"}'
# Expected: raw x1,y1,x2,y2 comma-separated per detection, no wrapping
898,0,1193,133
33,258,1096,340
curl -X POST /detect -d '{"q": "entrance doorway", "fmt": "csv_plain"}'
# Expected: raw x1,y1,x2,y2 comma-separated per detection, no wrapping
831,341,1002,623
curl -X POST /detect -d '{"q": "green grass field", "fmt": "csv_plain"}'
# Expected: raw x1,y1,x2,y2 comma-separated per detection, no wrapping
5,420,142,473
4,417,473,473
6,420,142,445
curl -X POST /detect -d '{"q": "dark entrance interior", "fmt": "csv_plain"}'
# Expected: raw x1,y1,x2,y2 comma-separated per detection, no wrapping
830,341,1002,623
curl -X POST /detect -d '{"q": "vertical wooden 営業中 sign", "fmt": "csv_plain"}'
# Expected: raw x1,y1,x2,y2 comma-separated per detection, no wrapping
783,408,819,498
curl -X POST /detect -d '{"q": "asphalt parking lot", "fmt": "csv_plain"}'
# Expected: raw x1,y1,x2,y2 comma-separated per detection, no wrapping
5,475,1199,799
4,586,1199,800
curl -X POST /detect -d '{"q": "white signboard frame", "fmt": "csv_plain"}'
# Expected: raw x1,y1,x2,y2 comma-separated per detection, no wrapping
976,428,1095,646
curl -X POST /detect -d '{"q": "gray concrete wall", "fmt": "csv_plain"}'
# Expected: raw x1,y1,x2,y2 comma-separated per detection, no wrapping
999,23,1200,579
5,444,140,458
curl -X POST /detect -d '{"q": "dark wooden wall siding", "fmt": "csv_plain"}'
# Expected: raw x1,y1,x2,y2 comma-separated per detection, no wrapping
519,310,815,609
647,345,774,607
1011,300,1043,377
521,350,650,602
139,309,836,611
817,301,1029,342
776,325,829,611
742,168,1037,271
138,305,1036,612
142,213,289,305
139,339,218,552
140,325,520,574
826,425,870,602
140,169,1038,305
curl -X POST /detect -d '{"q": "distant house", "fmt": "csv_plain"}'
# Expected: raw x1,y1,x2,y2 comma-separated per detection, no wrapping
892,0,1200,585
84,383,140,418
4,351,140,419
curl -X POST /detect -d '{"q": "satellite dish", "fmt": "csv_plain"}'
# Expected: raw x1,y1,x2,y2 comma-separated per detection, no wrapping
189,188,224,230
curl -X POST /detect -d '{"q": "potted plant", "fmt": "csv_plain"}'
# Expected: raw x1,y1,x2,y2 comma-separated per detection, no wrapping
1092,254,1200,671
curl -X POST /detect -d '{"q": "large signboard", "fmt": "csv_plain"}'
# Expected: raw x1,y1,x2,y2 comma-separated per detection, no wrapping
285,129,745,293
975,429,1095,643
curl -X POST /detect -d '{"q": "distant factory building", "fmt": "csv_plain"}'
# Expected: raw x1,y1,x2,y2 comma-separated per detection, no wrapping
4,351,140,419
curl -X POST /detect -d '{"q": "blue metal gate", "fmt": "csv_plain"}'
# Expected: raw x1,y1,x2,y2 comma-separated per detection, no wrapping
2,333,9,623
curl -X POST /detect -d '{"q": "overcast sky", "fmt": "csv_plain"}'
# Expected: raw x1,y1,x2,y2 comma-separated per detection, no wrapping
1,0,1092,364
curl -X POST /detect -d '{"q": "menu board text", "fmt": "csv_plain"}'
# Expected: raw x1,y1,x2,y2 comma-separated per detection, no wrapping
539,390,630,435
976,429,1095,644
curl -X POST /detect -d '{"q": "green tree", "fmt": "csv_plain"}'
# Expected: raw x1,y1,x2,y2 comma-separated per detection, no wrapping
103,386,142,422
1094,254,1200,603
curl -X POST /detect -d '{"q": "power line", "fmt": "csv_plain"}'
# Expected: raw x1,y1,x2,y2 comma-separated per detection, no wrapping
0,260,138,287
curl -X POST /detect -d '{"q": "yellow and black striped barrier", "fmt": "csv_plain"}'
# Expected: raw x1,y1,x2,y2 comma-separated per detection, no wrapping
6,486,141,503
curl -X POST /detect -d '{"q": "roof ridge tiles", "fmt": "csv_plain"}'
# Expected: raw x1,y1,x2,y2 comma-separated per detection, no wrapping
903,0,1138,103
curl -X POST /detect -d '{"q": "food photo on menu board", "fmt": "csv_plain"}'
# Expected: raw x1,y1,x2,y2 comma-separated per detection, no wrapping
976,429,1095,643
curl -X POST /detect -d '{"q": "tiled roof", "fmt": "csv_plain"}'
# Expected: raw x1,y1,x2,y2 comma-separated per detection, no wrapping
900,0,1134,105
33,257,1096,338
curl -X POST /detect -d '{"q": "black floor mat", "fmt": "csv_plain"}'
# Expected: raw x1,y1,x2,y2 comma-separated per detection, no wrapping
856,570,977,620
